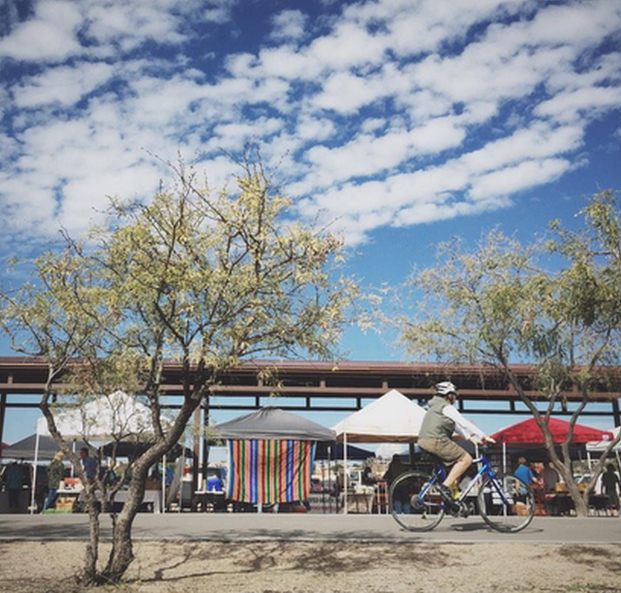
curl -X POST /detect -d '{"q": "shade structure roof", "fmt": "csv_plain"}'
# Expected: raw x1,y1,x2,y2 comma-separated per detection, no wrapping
1,442,8,450
36,391,155,441
332,389,427,443
5,434,89,461
212,407,336,442
491,416,614,445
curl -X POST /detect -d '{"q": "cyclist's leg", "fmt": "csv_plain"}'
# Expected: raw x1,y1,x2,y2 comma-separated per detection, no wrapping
444,452,473,488
419,438,469,510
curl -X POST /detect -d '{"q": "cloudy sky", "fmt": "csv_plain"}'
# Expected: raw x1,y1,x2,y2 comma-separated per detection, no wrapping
1,0,621,437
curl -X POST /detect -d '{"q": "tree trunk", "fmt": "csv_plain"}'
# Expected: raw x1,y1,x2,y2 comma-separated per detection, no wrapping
100,467,148,583
79,491,101,585
568,481,589,517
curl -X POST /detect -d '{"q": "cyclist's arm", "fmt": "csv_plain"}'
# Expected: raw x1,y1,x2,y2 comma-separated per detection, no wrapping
443,405,486,441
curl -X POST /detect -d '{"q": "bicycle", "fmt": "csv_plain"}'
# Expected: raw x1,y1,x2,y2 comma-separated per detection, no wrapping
389,447,535,533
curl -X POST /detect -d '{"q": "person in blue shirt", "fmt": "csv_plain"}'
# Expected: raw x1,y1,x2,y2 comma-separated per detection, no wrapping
514,457,536,486
79,447,98,482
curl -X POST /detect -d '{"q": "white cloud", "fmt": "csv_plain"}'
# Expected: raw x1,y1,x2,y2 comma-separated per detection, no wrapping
468,158,572,201
269,9,308,43
0,0,236,64
535,87,621,123
13,63,115,108
0,1,83,61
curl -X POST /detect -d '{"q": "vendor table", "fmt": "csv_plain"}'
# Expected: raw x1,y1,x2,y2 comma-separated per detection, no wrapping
56,489,163,513
544,493,611,516
194,490,225,512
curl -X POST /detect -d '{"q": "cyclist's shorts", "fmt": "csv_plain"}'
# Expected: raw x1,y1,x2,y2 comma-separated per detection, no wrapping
418,437,468,465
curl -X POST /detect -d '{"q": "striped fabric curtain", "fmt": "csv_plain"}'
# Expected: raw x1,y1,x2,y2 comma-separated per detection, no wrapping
227,439,317,504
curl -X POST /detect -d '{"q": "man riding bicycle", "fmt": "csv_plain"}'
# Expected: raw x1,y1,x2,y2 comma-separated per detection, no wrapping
418,381,496,513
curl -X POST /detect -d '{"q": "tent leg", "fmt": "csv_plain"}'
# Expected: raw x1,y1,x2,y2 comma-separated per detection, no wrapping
502,442,507,474
328,447,332,514
30,429,40,515
179,446,185,513
343,432,348,515
161,454,166,514
0,393,6,463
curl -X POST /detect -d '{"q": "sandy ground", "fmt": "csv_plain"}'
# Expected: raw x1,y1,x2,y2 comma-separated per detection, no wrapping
1,541,621,593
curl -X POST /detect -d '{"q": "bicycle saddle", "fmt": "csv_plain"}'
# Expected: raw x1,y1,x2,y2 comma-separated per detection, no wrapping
419,450,444,466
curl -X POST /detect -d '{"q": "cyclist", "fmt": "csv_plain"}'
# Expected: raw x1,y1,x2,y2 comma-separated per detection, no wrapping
418,381,496,513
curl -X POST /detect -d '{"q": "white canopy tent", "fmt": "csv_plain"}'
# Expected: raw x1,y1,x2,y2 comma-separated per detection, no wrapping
36,390,154,441
333,389,426,443
586,427,621,472
332,389,427,513
32,391,163,514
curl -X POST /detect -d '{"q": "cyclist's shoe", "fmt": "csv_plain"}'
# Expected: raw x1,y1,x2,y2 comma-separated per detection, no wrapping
438,484,461,513
451,502,471,518
438,484,454,503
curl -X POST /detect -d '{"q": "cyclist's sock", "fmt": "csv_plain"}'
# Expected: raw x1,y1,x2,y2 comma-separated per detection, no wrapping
438,483,453,502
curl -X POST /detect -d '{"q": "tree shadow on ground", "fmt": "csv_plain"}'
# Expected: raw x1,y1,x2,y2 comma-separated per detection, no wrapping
558,545,621,573
123,540,454,586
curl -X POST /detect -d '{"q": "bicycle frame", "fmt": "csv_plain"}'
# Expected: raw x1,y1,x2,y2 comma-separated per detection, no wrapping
418,455,512,509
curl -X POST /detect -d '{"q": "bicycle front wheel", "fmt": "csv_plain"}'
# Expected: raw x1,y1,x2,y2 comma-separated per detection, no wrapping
477,474,535,533
389,471,445,532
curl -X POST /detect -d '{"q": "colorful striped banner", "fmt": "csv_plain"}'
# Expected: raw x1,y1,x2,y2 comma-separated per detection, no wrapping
227,439,316,504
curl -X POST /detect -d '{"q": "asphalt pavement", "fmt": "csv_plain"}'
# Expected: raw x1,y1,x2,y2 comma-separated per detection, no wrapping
1,514,620,544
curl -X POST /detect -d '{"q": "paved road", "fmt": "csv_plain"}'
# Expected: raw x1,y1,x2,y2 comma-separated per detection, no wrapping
1,514,620,544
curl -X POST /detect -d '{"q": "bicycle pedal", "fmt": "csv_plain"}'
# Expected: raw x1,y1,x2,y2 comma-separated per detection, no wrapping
451,502,470,518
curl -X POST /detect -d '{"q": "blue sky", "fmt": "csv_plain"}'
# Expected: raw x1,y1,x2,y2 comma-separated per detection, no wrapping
2,0,621,444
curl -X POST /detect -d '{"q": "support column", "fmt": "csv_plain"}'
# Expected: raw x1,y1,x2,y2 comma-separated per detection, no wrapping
408,443,416,469
191,407,200,508
612,398,621,428
201,397,210,487
0,393,7,462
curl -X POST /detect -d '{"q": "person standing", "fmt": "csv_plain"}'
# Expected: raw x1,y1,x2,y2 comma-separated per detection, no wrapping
79,448,97,483
543,461,560,493
43,451,66,511
514,457,537,487
4,461,25,512
601,464,620,514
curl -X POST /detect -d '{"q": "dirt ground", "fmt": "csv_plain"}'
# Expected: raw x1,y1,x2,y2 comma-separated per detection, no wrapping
1,541,620,593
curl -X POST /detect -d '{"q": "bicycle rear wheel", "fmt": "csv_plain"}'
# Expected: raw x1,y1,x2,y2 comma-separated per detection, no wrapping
477,474,534,533
389,471,445,532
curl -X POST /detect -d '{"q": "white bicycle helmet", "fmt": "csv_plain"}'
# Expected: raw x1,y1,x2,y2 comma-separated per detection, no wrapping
435,381,457,396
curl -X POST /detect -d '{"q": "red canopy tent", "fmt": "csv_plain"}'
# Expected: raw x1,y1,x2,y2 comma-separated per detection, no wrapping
491,417,613,444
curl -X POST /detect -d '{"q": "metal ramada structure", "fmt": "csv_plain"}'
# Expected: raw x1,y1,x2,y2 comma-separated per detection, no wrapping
2,356,620,448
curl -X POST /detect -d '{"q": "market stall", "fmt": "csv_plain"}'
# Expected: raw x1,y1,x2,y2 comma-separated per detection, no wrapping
31,391,164,514
491,416,614,515
332,389,427,514
212,407,335,510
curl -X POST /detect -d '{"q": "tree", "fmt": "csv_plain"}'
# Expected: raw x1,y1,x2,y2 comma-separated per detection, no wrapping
0,157,356,584
395,191,621,517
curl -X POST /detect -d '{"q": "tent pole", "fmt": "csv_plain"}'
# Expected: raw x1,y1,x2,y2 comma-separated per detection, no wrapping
179,444,185,513
161,454,166,514
502,442,507,474
587,450,592,472
328,446,332,514
343,432,348,515
615,449,621,474
30,428,40,515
